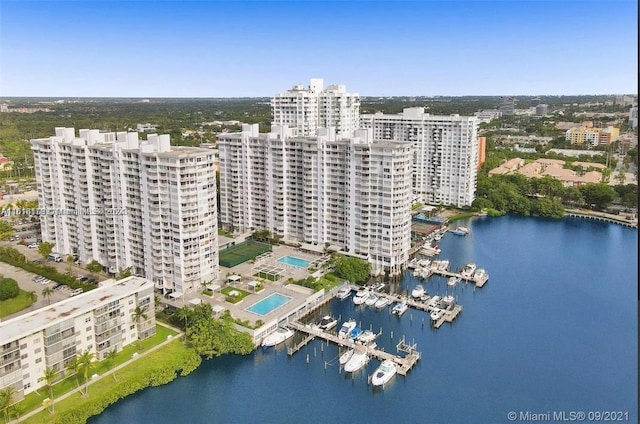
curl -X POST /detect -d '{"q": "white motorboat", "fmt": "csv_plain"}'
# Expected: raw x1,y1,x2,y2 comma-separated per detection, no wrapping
460,263,477,278
352,289,368,305
318,315,338,331
338,319,357,338
392,301,408,316
430,308,444,321
450,226,470,236
356,329,377,345
418,259,431,268
371,359,398,387
374,296,391,309
430,260,449,271
473,268,488,282
339,349,354,365
442,295,455,307
336,286,351,300
344,351,369,373
420,244,441,257
364,292,379,307
407,258,419,269
411,284,425,299
412,268,423,277
261,327,294,347
447,276,460,287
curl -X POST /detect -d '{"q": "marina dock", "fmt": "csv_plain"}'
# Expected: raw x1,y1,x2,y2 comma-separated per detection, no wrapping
286,321,421,376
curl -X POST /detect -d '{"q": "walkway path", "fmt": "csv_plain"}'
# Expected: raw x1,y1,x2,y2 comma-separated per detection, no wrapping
17,322,183,423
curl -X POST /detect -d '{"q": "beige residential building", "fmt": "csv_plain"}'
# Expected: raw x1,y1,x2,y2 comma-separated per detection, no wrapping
0,277,155,399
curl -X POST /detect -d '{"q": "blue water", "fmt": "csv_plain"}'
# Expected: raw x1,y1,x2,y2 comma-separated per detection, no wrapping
91,216,638,424
278,255,311,268
246,293,292,316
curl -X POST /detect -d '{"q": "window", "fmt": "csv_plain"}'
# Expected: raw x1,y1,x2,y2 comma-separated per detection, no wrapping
35,358,42,364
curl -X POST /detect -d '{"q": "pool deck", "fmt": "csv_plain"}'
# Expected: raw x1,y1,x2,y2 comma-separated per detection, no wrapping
164,243,323,329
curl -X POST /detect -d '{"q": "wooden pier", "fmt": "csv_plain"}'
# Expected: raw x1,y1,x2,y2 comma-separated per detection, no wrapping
286,321,420,376
428,268,489,287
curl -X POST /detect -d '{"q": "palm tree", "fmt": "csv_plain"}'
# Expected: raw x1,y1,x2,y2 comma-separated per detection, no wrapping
28,290,37,309
131,306,148,336
65,356,81,389
66,255,74,273
104,349,118,381
41,287,53,305
0,386,16,423
39,366,58,414
78,350,94,396
175,306,190,331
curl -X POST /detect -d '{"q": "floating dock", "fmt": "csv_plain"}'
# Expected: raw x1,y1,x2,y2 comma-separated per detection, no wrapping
286,321,420,376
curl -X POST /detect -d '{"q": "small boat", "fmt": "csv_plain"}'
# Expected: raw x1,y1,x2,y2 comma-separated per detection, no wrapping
364,292,379,307
344,351,369,373
392,301,408,316
371,359,398,387
374,296,391,309
339,349,354,365
338,319,357,338
352,289,368,305
412,268,423,277
460,263,477,278
356,330,377,345
318,315,338,331
450,226,470,236
261,327,294,347
336,286,351,300
349,326,362,340
420,245,441,257
430,260,449,271
442,295,455,307
430,308,444,321
447,276,460,287
473,268,488,282
407,258,419,269
411,284,425,299
417,259,431,268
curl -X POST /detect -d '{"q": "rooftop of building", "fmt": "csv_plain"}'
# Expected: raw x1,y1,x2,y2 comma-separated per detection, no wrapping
0,276,154,343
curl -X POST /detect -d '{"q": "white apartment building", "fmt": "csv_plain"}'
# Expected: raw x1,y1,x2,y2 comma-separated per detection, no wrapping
271,78,360,137
0,277,155,399
218,124,413,276
31,128,219,295
360,108,479,207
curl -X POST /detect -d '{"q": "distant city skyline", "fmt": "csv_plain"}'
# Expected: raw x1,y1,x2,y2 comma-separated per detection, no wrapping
1,1,637,97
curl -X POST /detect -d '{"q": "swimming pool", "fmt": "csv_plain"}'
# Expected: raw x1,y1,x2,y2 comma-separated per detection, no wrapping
278,256,311,268
246,293,293,316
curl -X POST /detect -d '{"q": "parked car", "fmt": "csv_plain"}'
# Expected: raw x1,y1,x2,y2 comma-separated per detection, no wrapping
32,259,43,265
28,242,39,248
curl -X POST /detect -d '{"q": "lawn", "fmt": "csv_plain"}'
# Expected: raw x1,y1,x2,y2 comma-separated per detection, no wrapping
221,286,251,304
0,289,35,318
17,324,179,417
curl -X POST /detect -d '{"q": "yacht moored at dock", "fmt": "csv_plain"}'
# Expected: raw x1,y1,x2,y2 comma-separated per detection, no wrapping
261,327,294,347
374,296,391,310
318,315,338,331
411,284,426,299
364,292,379,307
371,359,398,387
336,286,352,300
392,301,409,316
460,263,477,278
447,276,460,287
353,289,368,305
339,349,354,365
338,319,357,339
344,351,370,373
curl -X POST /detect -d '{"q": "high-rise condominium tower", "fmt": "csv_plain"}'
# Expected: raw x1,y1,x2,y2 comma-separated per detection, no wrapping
271,78,360,137
31,128,219,294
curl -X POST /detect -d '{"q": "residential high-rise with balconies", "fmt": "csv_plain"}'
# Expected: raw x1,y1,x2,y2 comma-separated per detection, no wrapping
218,124,412,276
360,108,479,207
0,276,155,399
31,128,219,295
271,78,360,137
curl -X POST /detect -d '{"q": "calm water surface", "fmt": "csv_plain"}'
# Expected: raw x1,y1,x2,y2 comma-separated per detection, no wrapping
91,216,638,424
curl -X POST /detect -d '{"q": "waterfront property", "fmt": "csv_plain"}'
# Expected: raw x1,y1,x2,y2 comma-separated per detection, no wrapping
0,276,155,399
219,240,272,268
31,128,219,295
218,124,413,276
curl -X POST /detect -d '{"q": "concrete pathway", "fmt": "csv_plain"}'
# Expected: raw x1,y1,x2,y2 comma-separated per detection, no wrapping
17,322,184,423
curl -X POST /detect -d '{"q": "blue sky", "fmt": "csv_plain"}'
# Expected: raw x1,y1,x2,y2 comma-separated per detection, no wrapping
1,1,637,97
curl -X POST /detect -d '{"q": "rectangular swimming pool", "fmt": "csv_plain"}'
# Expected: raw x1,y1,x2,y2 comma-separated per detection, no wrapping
278,255,311,268
246,293,293,316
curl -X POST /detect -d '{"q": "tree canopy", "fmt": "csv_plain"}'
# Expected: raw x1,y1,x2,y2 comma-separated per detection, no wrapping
332,255,371,283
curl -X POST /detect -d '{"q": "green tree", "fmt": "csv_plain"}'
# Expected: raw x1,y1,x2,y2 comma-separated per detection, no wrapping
0,386,16,424
0,278,19,300
66,255,74,273
116,267,132,279
78,350,95,396
332,255,371,283
175,306,190,331
104,349,118,381
39,366,59,414
186,314,254,359
0,221,13,241
28,290,37,309
86,260,103,275
65,356,81,389
37,241,54,260
131,306,148,334
41,287,54,305
579,183,617,211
